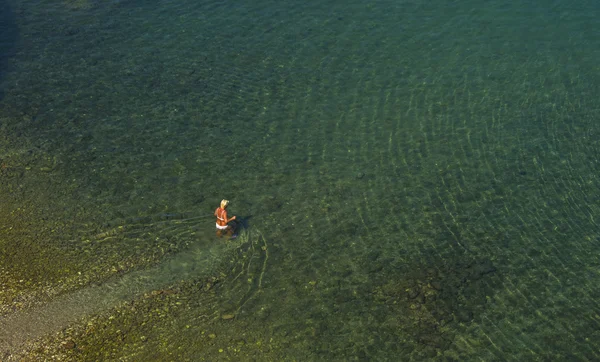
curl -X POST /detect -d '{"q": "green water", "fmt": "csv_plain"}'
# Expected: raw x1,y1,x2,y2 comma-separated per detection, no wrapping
1,0,600,360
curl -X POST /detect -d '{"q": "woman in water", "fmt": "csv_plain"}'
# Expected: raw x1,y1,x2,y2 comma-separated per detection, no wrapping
214,199,237,238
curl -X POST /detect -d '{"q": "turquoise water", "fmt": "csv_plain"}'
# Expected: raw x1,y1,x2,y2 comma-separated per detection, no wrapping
1,0,600,360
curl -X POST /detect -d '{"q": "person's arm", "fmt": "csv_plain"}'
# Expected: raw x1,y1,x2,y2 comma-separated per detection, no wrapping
223,210,236,223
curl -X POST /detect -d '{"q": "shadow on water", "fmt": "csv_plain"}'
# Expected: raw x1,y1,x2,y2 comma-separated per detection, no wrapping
0,0,18,100
236,215,252,231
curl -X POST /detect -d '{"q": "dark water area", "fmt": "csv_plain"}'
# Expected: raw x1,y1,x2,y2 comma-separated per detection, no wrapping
1,0,600,360
0,0,17,100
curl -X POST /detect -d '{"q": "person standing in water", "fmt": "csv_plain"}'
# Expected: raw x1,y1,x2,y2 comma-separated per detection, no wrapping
214,199,237,238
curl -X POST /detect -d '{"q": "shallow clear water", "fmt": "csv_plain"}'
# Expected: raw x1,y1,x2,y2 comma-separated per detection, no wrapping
1,0,600,360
